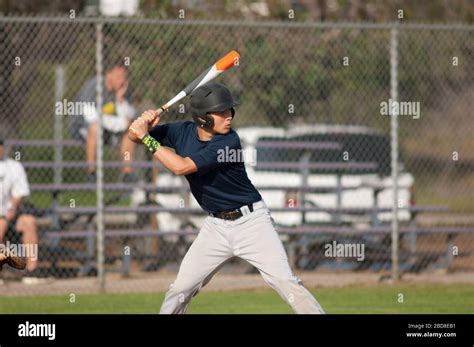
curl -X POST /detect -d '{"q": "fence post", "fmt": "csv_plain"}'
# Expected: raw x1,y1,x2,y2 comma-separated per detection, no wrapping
53,65,65,230
390,23,400,281
95,21,105,292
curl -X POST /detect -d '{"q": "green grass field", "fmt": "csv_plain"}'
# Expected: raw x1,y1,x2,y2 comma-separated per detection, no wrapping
1,283,473,314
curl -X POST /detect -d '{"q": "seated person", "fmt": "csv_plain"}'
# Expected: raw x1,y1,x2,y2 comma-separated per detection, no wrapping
69,59,137,183
0,135,40,283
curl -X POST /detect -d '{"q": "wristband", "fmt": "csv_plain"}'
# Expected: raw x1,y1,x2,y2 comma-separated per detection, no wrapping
142,134,161,153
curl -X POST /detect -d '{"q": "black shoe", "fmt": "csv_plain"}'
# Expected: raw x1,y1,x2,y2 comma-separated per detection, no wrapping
22,268,51,285
87,172,97,183
120,172,138,183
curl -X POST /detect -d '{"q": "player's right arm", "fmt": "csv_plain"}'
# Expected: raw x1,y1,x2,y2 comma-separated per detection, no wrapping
129,115,197,175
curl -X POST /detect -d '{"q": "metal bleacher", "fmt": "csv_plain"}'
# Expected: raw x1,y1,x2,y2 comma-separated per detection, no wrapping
4,138,472,276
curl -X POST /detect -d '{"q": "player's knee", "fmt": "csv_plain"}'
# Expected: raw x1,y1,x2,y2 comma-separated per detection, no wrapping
16,215,36,230
170,280,198,299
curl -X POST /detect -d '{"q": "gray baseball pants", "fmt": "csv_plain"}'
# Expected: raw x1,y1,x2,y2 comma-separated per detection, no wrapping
159,201,324,314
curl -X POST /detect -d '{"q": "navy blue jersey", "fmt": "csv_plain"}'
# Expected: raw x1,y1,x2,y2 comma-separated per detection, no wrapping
149,121,262,213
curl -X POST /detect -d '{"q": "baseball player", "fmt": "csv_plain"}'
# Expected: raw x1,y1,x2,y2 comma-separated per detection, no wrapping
129,83,324,314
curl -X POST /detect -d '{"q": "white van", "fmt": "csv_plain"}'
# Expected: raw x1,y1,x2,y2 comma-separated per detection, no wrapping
154,124,414,230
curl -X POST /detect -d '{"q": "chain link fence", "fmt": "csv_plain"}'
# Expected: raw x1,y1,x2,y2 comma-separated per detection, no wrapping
0,17,473,293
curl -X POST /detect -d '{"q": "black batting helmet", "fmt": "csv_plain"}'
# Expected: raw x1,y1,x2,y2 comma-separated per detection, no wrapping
190,83,239,129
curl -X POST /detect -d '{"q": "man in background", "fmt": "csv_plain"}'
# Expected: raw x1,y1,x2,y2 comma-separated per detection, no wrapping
69,59,137,183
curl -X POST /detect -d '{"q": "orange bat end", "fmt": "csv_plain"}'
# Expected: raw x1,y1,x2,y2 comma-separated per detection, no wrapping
215,50,240,71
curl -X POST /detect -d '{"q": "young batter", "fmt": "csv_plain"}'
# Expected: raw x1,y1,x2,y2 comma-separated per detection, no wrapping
129,83,324,314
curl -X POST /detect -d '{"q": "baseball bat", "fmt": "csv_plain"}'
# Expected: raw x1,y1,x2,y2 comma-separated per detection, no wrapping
129,50,240,137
